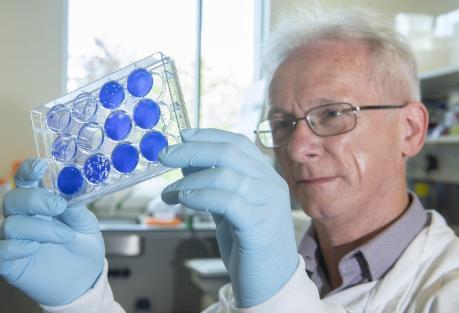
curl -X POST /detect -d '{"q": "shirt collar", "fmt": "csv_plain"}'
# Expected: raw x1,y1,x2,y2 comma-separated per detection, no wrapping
297,191,428,293
298,221,319,273
358,191,428,280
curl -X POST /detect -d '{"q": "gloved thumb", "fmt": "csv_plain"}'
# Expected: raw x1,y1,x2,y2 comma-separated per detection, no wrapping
58,205,100,234
14,159,48,188
162,166,206,205
162,190,180,205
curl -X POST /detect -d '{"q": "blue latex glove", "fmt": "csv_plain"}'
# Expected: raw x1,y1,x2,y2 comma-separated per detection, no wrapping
159,128,299,307
0,159,105,306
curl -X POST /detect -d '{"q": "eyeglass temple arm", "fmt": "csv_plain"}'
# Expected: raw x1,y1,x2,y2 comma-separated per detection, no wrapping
357,104,407,111
254,130,272,134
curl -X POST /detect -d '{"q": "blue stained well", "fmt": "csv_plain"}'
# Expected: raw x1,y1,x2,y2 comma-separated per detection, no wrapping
52,134,77,163
111,143,139,174
140,131,168,161
57,166,84,195
99,81,125,109
127,68,153,97
105,111,132,141
133,99,160,129
84,153,111,185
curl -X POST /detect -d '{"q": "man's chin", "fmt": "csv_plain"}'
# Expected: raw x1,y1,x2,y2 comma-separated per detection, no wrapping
295,189,342,217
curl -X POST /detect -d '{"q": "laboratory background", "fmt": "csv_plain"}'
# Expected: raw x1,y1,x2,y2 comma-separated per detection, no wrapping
1,0,459,312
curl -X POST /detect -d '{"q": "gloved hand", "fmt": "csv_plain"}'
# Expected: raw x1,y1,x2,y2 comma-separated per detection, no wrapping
159,128,299,308
0,159,105,306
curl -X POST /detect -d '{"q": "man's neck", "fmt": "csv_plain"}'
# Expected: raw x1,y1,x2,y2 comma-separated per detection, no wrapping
313,186,410,289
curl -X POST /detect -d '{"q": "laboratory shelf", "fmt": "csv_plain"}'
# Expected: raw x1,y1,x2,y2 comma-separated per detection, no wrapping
411,66,459,183
420,65,459,99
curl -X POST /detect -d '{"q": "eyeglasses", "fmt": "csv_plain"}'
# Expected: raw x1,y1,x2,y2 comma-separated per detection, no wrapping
254,102,407,148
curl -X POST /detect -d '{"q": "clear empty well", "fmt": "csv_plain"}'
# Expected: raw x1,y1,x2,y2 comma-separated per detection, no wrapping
140,131,168,161
46,104,71,133
146,72,165,100
133,99,161,129
52,134,77,163
77,123,104,153
57,165,84,195
111,143,139,174
72,92,98,122
157,103,172,131
99,81,125,109
84,153,111,185
104,110,132,141
127,68,153,97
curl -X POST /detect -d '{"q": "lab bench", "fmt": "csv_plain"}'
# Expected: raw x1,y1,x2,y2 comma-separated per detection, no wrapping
102,218,220,313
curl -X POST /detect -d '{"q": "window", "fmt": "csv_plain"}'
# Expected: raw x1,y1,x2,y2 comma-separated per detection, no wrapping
67,0,198,121
200,0,257,131
67,0,266,213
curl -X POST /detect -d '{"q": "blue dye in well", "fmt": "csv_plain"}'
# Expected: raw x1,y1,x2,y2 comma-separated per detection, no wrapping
105,111,132,141
52,134,77,163
133,99,160,129
111,143,139,174
99,81,125,109
140,131,168,161
84,153,111,184
57,166,84,195
46,104,71,133
127,68,153,97
72,92,98,122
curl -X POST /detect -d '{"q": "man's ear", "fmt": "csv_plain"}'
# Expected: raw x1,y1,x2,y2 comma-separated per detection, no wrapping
400,101,429,158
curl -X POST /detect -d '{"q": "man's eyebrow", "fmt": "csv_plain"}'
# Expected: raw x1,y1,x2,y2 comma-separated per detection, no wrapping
315,98,346,105
268,108,290,118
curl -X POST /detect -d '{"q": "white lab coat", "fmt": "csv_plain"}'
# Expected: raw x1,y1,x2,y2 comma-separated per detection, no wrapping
42,210,459,313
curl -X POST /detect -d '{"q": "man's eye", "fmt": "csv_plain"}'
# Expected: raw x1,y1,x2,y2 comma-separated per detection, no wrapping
323,109,343,118
271,119,292,131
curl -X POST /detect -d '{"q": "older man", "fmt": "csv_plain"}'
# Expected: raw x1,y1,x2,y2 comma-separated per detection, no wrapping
1,7,459,313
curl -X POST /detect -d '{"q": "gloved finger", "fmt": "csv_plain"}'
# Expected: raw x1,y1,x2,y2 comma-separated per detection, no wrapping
163,167,207,204
162,167,276,205
177,189,249,230
57,205,100,234
213,216,233,268
2,215,74,243
162,190,180,205
181,128,267,163
159,142,268,178
164,166,206,203
163,167,258,202
0,239,39,262
14,159,48,188
211,213,223,226
3,188,67,217
181,166,206,177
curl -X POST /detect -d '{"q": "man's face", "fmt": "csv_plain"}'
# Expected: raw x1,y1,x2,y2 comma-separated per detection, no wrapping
270,40,405,222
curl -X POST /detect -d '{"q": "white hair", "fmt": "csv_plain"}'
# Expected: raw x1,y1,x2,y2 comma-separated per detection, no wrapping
262,6,421,103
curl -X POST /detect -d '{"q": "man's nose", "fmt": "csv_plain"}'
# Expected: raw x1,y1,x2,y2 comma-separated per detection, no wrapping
286,120,324,162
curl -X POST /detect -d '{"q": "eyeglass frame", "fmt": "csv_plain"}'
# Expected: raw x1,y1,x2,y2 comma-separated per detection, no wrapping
254,102,408,148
